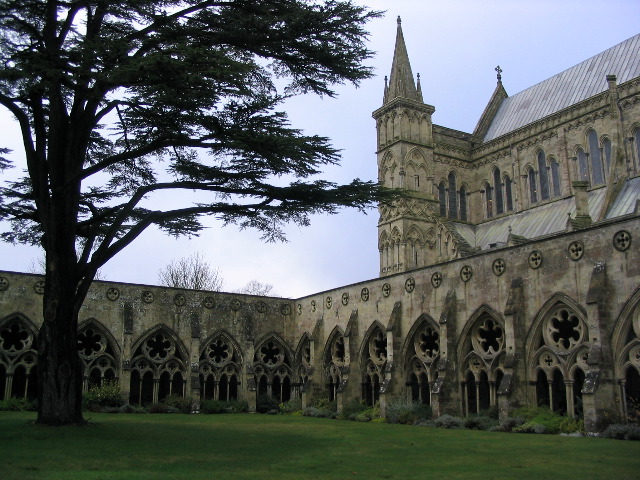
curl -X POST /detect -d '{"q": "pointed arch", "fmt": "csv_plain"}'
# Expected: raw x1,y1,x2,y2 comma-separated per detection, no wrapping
447,170,458,219
253,332,294,403
536,149,550,200
548,155,561,197
402,314,440,405
525,164,538,204
587,128,604,185
493,166,504,214
0,313,39,401
77,318,121,390
459,183,469,221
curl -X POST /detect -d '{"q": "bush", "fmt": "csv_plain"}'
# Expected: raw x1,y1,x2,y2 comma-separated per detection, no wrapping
464,415,499,431
341,399,368,420
147,403,179,414
256,395,280,414
602,424,640,440
279,398,302,414
0,397,36,411
162,394,193,413
82,381,125,411
559,417,584,434
385,398,432,425
498,416,525,432
433,414,465,429
303,406,337,418
513,411,565,434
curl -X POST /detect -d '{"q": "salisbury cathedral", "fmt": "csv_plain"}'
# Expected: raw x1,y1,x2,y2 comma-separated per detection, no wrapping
1,20,639,432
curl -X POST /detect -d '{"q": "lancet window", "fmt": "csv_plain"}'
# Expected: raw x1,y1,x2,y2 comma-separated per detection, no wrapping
324,330,346,402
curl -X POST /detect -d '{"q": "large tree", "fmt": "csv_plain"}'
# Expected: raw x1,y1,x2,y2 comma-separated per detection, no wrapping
0,0,385,425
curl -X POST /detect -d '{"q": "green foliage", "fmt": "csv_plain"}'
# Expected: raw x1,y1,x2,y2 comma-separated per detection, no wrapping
162,395,193,414
513,411,566,434
256,395,280,414
279,398,302,414
497,416,526,432
200,399,249,414
82,382,126,412
385,398,432,425
602,423,640,440
340,398,368,420
0,397,37,411
464,415,499,431
433,414,465,429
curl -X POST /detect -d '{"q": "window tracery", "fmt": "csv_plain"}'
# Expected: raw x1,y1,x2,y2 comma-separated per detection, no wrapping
199,333,241,402
253,336,292,403
362,325,387,406
77,322,118,391
405,319,439,405
0,315,38,401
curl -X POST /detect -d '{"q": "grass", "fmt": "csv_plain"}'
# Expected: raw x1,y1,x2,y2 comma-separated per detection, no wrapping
2,412,639,480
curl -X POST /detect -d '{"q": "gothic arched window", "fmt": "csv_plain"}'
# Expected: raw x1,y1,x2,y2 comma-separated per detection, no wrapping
577,147,588,181
484,182,493,218
527,168,538,204
504,175,513,211
493,168,504,215
587,129,604,185
537,150,550,201
602,137,612,173
459,186,468,221
438,181,447,217
448,172,458,219
550,157,561,197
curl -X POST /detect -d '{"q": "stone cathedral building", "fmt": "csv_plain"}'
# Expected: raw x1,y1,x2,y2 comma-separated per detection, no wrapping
1,20,640,432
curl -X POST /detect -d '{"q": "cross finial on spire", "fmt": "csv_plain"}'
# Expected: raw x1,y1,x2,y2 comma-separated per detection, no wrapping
495,65,502,82
397,15,402,25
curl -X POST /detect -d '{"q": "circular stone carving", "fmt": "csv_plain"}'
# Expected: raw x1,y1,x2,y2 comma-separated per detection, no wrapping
141,291,154,304
311,300,316,312
528,250,543,269
325,296,332,309
361,287,370,302
106,287,120,301
297,304,302,315
460,266,473,282
280,304,291,315
368,330,387,365
628,345,640,366
568,240,584,261
230,298,241,311
544,307,585,351
382,283,391,297
33,280,45,295
341,292,349,306
0,276,9,291
255,300,266,313
492,258,506,276
203,296,215,309
613,230,632,252
405,277,416,293
431,272,442,288
174,293,186,306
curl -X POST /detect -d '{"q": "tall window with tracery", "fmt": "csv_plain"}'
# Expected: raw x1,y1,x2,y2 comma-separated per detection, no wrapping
77,322,118,391
362,326,387,406
587,129,604,185
253,336,292,404
405,318,439,405
537,150,550,200
448,172,458,219
199,333,242,402
0,315,38,402
493,168,504,215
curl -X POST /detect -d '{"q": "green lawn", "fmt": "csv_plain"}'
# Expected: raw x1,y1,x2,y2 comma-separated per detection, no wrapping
1,412,638,480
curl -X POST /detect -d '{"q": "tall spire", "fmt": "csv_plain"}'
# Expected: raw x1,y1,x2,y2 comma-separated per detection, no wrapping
384,16,421,104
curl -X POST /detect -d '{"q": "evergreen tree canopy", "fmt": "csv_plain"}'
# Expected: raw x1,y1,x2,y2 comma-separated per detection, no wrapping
0,0,384,425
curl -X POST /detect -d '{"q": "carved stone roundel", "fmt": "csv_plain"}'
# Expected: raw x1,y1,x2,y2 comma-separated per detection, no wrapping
613,230,631,252
405,277,416,293
341,293,349,306
230,298,241,311
256,300,266,313
141,290,154,304
326,296,332,309
34,280,45,295
361,287,370,302
174,293,186,306
382,283,391,297
460,266,472,282
311,300,316,312
492,258,506,276
568,240,584,261
281,304,291,315
544,307,584,351
203,296,215,309
528,250,543,269
431,272,442,288
106,287,120,301
0,276,8,291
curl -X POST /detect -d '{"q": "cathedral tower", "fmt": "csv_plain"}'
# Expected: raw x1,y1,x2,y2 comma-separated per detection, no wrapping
373,18,438,276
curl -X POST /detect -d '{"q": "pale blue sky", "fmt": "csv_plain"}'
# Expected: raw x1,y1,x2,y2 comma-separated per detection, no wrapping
1,0,639,297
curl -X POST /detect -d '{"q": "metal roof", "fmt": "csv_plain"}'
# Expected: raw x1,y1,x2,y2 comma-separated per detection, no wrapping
452,187,610,250
606,176,640,218
483,34,640,142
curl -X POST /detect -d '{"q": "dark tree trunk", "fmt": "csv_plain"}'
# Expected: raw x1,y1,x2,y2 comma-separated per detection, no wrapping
36,277,85,425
